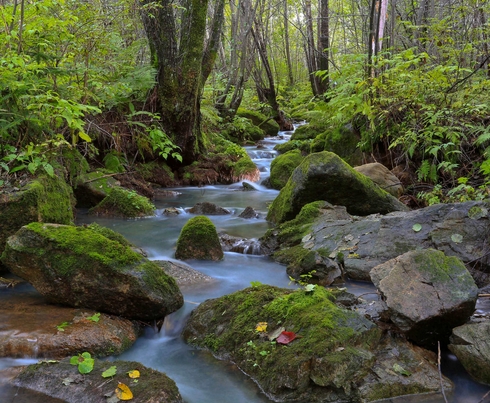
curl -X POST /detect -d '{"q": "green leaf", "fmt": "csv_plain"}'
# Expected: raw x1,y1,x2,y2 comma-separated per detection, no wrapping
86,312,100,322
304,284,316,292
451,233,463,243
102,365,117,378
78,131,92,143
43,163,54,177
393,363,411,376
78,358,94,374
69,356,79,366
412,223,422,232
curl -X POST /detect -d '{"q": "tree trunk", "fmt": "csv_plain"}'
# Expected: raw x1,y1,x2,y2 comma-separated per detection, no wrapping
317,0,330,94
140,0,224,165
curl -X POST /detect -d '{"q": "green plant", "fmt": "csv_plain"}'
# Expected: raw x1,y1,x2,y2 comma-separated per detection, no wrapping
56,322,70,332
86,312,101,322
69,352,94,374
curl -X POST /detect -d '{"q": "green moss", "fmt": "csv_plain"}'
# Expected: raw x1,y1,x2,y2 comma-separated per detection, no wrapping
269,150,305,190
234,155,257,177
137,260,179,294
25,222,142,276
84,223,132,246
175,216,223,260
237,108,279,136
89,187,155,218
412,249,471,285
30,176,75,224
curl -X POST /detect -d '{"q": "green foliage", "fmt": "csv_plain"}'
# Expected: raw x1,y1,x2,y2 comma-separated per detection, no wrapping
86,312,101,323
102,365,118,378
70,352,94,374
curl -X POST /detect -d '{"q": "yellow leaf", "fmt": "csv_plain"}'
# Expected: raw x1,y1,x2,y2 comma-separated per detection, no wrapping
256,322,267,332
115,382,133,400
128,369,140,379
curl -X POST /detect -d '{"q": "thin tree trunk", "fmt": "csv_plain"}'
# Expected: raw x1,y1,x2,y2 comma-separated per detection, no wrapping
317,0,330,94
283,0,294,86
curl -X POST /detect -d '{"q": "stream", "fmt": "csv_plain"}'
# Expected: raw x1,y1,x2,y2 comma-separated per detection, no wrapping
1,131,489,402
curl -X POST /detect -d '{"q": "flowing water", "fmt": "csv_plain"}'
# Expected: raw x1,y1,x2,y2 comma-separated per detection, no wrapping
1,131,489,402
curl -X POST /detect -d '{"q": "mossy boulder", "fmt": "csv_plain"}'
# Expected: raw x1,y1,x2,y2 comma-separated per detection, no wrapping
449,321,490,385
266,152,408,224
1,223,183,321
370,249,478,348
175,216,224,261
269,149,305,190
274,139,311,155
182,285,452,402
89,186,155,218
310,124,363,166
0,176,74,272
237,108,279,136
10,358,184,403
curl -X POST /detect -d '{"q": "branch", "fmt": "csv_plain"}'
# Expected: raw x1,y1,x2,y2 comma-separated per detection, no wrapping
446,54,490,94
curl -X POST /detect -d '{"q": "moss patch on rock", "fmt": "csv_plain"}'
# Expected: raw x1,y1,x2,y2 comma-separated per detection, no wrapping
175,216,224,261
269,149,305,190
89,187,155,218
237,108,279,136
0,175,74,272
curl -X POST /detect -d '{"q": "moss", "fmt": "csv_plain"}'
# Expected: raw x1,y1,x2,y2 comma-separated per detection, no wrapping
84,223,132,246
89,187,155,218
269,149,305,190
237,108,279,136
30,176,75,224
233,155,257,177
175,216,223,260
137,260,179,295
24,222,142,276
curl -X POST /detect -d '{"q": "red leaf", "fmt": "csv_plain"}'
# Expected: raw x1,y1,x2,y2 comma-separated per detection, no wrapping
276,331,297,345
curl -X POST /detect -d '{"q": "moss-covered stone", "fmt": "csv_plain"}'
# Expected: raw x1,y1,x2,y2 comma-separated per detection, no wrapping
237,108,279,136
183,285,451,402
269,149,305,190
12,358,184,403
135,160,175,187
309,124,363,166
175,216,223,261
0,176,74,272
89,187,155,218
266,151,408,224
74,169,119,207
1,223,183,320
274,139,311,154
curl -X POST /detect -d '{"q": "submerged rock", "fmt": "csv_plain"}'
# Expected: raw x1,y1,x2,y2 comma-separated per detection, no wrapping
449,321,490,385
1,223,183,321
175,216,223,261
9,358,184,403
266,151,408,224
182,285,452,402
0,290,139,359
370,249,478,347
238,206,260,219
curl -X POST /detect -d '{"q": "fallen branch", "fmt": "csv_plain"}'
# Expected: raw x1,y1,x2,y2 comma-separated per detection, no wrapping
477,389,490,403
438,341,449,403
83,172,134,184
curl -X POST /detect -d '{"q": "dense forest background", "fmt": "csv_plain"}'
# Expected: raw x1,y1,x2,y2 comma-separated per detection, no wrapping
1,0,489,205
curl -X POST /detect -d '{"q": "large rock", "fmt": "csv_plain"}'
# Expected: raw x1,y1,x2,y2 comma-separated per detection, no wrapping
448,321,490,385
8,358,183,403
175,216,224,260
0,176,74,272
263,200,490,283
183,285,452,402
354,162,403,197
237,107,280,136
370,249,478,347
0,290,139,359
1,223,183,321
266,152,408,224
89,186,155,218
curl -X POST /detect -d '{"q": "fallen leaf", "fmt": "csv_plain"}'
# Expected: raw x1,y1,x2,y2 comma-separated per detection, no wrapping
268,326,285,341
393,363,411,376
276,331,297,345
451,233,463,243
102,365,117,378
256,322,268,332
412,223,422,232
115,382,133,400
128,369,140,379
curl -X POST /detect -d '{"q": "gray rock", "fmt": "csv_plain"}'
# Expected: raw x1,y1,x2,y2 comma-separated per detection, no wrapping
354,162,403,197
305,200,490,283
154,260,216,288
10,358,183,403
448,321,490,385
188,201,231,215
266,151,408,224
370,249,478,347
238,206,260,219
1,223,183,321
